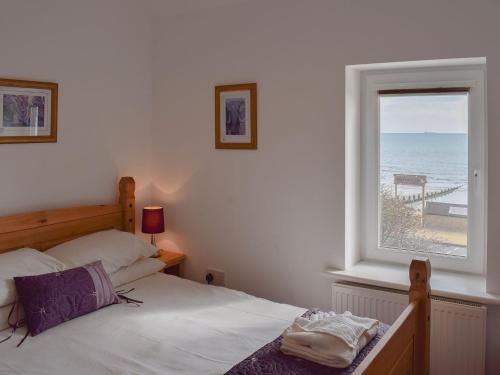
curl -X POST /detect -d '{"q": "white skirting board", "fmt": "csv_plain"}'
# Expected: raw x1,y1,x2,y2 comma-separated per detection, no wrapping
332,282,487,375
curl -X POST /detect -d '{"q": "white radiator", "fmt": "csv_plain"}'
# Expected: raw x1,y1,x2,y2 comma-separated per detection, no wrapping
332,282,487,375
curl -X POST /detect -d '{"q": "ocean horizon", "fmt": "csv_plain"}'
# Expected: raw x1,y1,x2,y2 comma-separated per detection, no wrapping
380,132,468,205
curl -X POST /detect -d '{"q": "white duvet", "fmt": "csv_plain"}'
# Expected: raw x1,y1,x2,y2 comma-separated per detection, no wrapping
0,273,305,375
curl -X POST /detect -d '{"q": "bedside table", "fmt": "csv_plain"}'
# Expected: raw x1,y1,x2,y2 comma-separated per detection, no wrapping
158,249,186,277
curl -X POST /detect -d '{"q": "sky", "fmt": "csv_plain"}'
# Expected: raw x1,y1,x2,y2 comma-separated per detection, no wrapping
379,94,468,134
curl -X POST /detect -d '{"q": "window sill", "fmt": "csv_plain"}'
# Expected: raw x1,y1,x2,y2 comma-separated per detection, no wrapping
324,260,500,305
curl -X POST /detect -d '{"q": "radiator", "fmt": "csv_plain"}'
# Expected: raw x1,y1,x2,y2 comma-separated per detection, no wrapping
332,282,487,375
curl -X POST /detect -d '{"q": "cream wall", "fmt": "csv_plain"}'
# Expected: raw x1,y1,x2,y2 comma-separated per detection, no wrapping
151,1,500,372
1,0,499,372
0,0,153,222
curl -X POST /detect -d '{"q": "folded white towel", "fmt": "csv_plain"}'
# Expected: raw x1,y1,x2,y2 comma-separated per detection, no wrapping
280,311,379,368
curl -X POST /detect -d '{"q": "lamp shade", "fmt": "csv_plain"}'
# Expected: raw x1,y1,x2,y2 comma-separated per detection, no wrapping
141,206,165,234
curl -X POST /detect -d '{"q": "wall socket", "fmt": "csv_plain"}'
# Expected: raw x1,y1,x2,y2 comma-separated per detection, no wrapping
206,269,225,286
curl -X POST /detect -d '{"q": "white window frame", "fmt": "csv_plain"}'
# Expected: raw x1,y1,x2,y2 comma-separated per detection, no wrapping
360,65,487,274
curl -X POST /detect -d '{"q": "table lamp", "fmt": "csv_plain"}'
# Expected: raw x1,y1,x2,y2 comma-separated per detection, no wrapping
142,206,165,251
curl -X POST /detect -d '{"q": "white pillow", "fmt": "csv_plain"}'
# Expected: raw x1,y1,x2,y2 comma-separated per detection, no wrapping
0,248,66,307
45,230,157,274
0,304,12,332
0,304,24,332
110,257,165,287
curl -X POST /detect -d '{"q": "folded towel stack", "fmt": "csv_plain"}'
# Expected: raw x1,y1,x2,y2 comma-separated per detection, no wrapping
280,311,379,368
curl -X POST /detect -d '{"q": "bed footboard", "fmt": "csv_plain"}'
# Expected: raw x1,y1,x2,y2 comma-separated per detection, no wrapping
353,258,431,375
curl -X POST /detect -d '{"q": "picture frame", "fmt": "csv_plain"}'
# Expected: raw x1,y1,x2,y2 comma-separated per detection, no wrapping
0,78,58,144
215,83,257,149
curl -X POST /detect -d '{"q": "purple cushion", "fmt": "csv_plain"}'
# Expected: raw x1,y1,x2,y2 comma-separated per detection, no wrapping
14,261,119,336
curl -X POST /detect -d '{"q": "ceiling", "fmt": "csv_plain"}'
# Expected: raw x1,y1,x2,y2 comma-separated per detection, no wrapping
146,0,249,18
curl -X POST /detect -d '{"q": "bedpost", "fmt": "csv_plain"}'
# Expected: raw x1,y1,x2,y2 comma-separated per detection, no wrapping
119,177,135,233
409,258,431,375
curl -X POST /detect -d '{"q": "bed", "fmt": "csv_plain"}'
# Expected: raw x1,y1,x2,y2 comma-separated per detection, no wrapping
0,177,431,375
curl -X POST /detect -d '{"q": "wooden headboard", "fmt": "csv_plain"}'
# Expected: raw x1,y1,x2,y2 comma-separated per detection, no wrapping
0,177,135,254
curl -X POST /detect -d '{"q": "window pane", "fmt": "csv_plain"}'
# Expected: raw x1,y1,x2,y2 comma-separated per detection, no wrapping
379,93,468,257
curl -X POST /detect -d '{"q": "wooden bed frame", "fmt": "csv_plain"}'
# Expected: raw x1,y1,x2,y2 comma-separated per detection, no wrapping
353,258,431,375
0,177,135,254
0,176,430,375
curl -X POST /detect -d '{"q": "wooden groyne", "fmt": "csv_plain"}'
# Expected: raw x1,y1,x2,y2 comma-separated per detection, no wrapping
400,185,463,204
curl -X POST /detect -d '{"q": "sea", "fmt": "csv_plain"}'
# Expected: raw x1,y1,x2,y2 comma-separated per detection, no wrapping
380,133,468,205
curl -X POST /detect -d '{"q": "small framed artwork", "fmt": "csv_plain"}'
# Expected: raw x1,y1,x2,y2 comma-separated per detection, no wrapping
215,83,257,149
0,78,58,144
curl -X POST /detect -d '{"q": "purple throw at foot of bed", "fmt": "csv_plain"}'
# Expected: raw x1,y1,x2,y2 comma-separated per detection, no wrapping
225,310,389,375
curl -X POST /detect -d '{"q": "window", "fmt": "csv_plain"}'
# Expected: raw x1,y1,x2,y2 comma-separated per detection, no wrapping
379,88,469,256
358,62,486,274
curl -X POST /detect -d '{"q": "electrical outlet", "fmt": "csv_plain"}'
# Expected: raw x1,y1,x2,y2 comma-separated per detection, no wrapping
206,269,225,286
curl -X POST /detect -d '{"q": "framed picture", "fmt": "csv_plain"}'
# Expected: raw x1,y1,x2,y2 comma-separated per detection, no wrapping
215,83,257,149
0,78,58,144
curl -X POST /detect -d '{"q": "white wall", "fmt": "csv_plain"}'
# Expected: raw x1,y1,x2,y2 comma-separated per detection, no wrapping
0,0,153,221
151,1,500,372
5,0,497,370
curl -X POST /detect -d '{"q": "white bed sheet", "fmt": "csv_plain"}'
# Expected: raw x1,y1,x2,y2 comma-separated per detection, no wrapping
0,273,306,375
